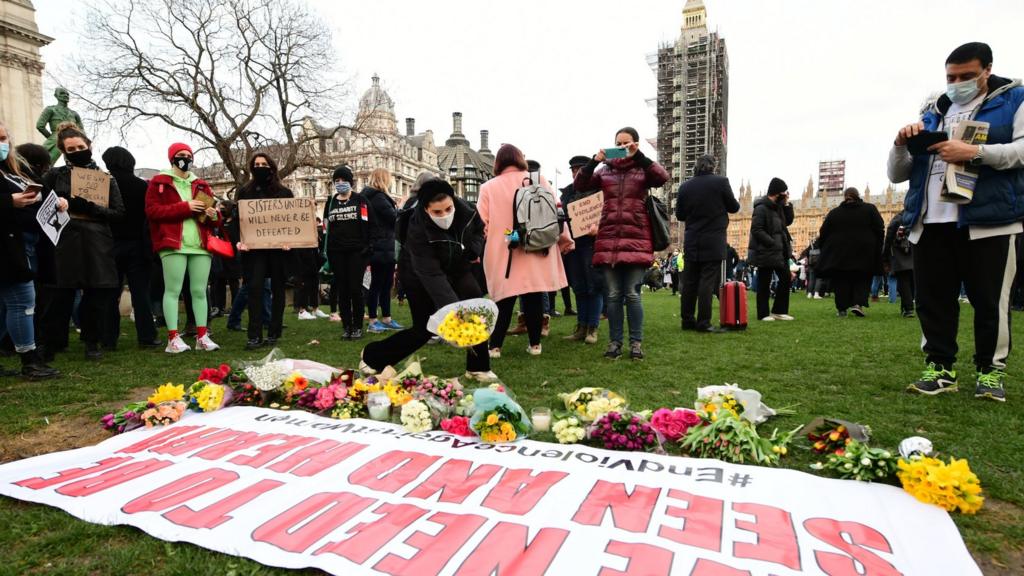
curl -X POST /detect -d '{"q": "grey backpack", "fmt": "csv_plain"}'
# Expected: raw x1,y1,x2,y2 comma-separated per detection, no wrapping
504,178,560,278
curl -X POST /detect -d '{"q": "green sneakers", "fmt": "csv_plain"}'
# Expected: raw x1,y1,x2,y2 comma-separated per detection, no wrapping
907,363,958,395
975,369,1007,402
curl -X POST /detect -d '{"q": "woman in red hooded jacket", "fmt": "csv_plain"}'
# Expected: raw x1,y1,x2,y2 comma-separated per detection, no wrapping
573,127,668,361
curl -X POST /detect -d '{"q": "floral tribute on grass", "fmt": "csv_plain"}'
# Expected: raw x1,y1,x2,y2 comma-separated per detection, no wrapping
897,456,984,515
558,387,627,422
810,440,898,482
589,412,660,452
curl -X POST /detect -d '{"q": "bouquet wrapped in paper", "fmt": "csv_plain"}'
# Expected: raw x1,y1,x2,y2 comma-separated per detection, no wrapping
558,387,627,422
469,387,531,443
427,298,498,348
695,384,780,424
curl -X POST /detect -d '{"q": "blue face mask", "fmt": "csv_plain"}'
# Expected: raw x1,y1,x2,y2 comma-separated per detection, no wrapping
335,182,352,195
0,142,8,162
947,77,982,105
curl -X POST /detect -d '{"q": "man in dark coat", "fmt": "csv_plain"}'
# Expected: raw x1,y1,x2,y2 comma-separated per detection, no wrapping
675,154,740,331
747,177,795,321
883,210,915,317
817,187,885,317
101,146,160,349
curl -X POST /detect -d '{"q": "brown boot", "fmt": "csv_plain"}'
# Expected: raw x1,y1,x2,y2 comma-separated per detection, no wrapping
584,326,599,344
562,324,585,341
541,314,551,337
507,313,527,335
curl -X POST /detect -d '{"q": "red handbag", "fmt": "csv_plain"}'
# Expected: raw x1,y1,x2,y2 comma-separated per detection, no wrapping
206,221,235,259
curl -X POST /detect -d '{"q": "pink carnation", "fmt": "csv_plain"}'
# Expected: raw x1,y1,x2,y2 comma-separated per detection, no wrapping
651,408,701,441
441,416,473,437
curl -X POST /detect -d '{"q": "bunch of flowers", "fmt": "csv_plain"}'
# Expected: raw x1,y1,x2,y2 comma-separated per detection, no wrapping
456,393,475,417
383,380,414,407
100,401,148,434
435,306,495,348
311,382,348,412
282,373,310,402
348,377,383,405
198,364,232,384
401,400,433,432
589,412,659,452
245,361,287,392
231,382,263,406
552,417,586,444
188,381,230,413
679,412,798,466
474,411,519,443
148,383,185,405
650,408,702,441
331,398,367,420
559,387,627,422
808,422,854,455
440,416,473,437
413,377,465,409
897,456,984,514
696,392,743,422
810,441,898,482
469,387,530,443
141,401,186,427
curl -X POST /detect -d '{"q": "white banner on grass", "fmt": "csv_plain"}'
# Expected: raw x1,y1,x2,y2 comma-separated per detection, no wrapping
0,407,979,575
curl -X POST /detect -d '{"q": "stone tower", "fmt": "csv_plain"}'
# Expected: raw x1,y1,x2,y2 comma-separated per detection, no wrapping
0,0,52,143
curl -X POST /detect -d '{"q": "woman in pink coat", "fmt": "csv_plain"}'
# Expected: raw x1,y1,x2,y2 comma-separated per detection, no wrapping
478,144,574,357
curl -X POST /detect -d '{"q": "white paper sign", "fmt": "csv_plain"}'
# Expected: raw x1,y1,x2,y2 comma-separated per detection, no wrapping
0,407,981,575
35,191,70,246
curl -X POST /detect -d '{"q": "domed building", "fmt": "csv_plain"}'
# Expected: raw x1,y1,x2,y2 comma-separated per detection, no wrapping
436,112,494,203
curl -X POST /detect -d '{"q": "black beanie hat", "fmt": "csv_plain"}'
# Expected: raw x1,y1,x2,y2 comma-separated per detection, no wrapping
767,177,788,196
332,165,353,183
568,155,590,169
417,179,455,204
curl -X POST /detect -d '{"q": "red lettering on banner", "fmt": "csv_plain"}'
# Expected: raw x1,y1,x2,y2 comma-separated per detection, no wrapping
13,457,132,490
405,459,500,503
315,503,428,564
480,468,569,516
658,489,723,553
191,432,286,461
150,428,243,456
690,558,751,575
266,439,367,477
572,480,660,533
228,434,316,469
599,540,674,576
55,459,173,497
374,511,486,575
252,491,375,553
117,425,202,454
164,479,283,529
453,522,569,576
804,518,901,576
732,502,801,570
122,468,238,514
348,450,441,493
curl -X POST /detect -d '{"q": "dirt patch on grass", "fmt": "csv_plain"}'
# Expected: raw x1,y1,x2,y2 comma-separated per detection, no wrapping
970,499,1024,574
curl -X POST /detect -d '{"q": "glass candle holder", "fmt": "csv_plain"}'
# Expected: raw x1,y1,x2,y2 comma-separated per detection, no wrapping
531,407,552,432
367,391,391,421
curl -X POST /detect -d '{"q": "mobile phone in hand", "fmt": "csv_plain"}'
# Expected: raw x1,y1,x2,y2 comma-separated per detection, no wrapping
906,131,948,155
603,147,628,159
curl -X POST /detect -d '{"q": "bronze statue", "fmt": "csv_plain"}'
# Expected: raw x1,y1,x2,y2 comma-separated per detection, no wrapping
36,87,84,162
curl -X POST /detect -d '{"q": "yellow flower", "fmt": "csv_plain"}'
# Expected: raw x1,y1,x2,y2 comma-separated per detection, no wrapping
149,383,185,404
196,384,225,412
486,413,499,426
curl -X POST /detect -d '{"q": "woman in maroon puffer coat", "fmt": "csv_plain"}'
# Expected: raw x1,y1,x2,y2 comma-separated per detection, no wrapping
573,127,668,360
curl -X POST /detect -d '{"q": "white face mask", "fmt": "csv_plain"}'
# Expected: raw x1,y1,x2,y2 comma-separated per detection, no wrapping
946,77,982,105
430,212,455,230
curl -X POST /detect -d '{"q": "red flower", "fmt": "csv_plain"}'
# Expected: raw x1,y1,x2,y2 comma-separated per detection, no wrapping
441,416,473,437
651,408,700,441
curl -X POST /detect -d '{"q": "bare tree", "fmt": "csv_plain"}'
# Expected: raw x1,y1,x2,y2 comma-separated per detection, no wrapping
76,0,348,188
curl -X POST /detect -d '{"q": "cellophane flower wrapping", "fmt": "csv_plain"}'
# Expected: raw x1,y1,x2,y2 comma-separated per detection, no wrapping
695,384,777,424
427,298,499,348
558,387,627,422
469,388,531,443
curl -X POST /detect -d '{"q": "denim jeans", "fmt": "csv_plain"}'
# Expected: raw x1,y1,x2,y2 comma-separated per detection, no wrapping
576,292,604,328
227,279,272,328
887,275,898,303
0,281,37,353
603,265,645,344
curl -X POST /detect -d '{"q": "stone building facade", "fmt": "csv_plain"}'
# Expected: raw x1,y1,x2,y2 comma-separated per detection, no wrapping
0,0,51,143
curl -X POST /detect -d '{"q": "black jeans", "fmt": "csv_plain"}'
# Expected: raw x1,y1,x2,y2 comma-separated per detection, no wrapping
832,271,871,312
106,241,157,346
328,249,366,331
242,250,286,340
491,292,544,348
293,271,320,310
362,271,489,372
45,287,116,348
894,269,915,314
681,259,721,329
367,261,395,319
755,266,790,319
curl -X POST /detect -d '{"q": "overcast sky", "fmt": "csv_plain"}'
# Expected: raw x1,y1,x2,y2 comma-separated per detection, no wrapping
32,0,1024,195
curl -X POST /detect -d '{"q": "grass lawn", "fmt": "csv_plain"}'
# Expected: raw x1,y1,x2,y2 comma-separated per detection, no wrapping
0,290,1022,574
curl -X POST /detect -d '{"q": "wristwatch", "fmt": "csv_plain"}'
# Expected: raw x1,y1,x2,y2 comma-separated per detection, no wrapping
969,145,985,167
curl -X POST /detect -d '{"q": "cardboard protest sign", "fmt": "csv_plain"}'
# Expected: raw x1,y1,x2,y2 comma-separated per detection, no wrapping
566,192,603,238
71,168,110,208
238,198,318,249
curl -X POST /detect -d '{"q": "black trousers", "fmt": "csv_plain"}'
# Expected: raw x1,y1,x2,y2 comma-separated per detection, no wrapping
681,259,721,329
914,224,1015,370
327,249,365,331
242,250,286,340
894,269,915,314
106,241,157,346
362,272,489,373
293,271,320,310
832,271,872,312
367,261,395,319
43,287,117,348
491,292,544,348
755,266,790,319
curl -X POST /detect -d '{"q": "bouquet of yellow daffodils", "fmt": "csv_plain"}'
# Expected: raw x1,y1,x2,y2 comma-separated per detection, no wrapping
427,298,498,348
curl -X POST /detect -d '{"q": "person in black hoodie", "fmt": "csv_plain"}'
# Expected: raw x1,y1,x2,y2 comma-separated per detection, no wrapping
323,165,370,339
101,146,160,349
676,154,740,332
747,177,795,321
363,168,402,333
360,179,497,381
234,153,293,349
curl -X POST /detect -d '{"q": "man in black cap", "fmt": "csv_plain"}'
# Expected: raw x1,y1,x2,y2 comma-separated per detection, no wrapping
561,155,604,344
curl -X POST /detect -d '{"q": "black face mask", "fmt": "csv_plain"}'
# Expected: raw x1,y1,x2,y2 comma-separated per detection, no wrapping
66,149,92,167
252,166,272,183
174,156,193,172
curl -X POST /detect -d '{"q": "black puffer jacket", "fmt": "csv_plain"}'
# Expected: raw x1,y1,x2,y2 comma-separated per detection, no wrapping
362,186,397,264
747,196,794,269
399,195,484,308
0,168,33,283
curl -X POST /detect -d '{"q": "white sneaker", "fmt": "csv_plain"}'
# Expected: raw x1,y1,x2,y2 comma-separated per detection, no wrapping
313,309,330,319
165,335,191,354
771,314,795,321
329,313,342,322
813,294,823,300
298,310,316,320
359,351,378,376
760,316,776,322
196,334,220,351
464,370,501,384
489,348,501,359
526,344,542,356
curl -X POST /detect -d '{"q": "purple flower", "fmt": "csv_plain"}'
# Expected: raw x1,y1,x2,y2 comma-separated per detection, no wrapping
628,425,638,434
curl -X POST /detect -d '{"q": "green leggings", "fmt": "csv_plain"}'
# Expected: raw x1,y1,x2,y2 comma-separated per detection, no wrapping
161,253,211,331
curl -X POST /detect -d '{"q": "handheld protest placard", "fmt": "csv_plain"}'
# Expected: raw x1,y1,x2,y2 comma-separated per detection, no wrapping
238,198,318,249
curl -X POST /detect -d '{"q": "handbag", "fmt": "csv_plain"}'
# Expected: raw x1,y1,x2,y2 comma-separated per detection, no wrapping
645,194,671,252
206,221,235,259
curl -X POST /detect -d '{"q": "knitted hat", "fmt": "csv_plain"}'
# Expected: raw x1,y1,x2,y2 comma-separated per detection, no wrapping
767,177,788,196
568,155,590,168
417,178,455,203
332,165,353,183
167,142,193,162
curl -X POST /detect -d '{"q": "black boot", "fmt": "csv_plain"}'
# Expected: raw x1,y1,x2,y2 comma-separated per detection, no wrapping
1,364,17,377
19,349,60,380
85,342,103,361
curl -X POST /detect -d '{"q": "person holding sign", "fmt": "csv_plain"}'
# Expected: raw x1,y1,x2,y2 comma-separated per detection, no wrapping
0,120,60,380
234,153,293,350
39,123,124,362
560,155,604,344
323,165,371,340
145,142,220,354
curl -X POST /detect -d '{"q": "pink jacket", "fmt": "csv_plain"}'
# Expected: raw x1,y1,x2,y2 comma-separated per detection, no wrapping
478,168,574,302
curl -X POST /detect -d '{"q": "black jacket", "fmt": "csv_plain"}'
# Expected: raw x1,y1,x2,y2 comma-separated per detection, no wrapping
817,199,885,277
102,148,149,244
362,186,397,264
675,174,740,262
0,168,33,283
882,211,913,274
747,196,794,269
399,196,484,308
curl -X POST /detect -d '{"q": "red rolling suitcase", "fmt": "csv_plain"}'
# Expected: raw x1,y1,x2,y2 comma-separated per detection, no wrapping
719,262,747,330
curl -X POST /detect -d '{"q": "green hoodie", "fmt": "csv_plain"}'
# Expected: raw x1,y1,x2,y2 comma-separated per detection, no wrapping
159,169,206,257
